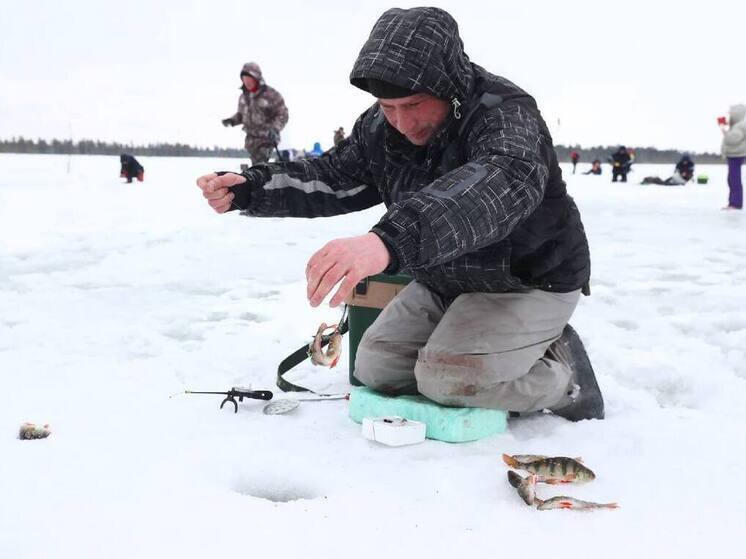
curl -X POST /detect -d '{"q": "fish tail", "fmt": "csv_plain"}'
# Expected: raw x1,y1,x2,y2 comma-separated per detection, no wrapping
502,453,520,468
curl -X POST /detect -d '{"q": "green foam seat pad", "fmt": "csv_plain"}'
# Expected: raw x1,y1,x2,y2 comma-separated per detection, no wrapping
348,387,508,443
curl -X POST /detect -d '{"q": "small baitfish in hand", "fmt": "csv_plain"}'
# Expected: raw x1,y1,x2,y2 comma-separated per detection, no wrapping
308,322,342,367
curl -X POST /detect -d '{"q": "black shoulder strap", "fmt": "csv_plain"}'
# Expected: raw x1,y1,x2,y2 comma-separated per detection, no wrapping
441,92,503,173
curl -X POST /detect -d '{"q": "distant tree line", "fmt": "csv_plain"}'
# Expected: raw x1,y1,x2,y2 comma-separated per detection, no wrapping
555,145,724,164
0,137,246,158
0,136,725,163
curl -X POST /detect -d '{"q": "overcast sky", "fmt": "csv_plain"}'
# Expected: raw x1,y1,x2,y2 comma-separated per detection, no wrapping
1,0,742,153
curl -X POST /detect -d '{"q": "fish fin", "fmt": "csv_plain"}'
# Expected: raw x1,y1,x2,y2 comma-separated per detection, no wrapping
540,478,560,485
502,453,520,468
559,501,574,509
574,456,584,463
605,503,620,509
330,355,340,368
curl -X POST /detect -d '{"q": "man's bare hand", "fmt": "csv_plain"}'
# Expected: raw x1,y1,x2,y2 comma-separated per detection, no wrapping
196,172,247,213
306,233,391,307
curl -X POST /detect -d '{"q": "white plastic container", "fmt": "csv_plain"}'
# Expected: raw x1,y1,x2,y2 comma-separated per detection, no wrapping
361,416,426,447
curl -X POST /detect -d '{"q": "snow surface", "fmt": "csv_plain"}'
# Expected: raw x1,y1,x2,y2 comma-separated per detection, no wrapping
1,154,745,558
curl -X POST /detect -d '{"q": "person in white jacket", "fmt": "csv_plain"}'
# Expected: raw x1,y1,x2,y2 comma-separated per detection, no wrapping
719,104,746,210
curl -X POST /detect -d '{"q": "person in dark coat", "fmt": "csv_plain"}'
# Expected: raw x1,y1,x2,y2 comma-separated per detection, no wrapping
197,7,601,421
609,146,632,182
582,159,602,175
120,154,144,183
570,150,580,174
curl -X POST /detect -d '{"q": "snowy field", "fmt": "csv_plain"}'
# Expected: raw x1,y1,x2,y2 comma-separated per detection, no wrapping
1,153,745,558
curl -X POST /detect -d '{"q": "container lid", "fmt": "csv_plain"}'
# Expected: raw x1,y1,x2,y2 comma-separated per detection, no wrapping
367,273,412,285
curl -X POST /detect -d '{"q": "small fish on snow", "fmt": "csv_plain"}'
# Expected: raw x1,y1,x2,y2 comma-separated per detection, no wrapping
19,422,51,440
535,496,619,511
502,453,595,484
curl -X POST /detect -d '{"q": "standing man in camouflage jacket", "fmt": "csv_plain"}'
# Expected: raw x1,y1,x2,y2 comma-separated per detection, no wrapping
199,7,603,421
222,62,289,164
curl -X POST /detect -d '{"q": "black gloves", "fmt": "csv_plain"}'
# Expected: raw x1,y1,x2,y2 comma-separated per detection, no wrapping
222,118,233,127
214,167,271,212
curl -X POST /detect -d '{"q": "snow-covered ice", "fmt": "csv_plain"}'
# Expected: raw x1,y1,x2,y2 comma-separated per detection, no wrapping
1,154,744,558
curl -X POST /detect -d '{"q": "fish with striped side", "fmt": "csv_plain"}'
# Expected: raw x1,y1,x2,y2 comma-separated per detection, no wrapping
536,496,619,511
502,453,596,484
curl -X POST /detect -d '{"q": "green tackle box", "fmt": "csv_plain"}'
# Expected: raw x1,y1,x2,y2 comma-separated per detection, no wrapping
344,273,412,385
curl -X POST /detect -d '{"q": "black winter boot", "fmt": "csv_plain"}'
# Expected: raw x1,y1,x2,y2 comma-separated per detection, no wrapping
547,324,605,421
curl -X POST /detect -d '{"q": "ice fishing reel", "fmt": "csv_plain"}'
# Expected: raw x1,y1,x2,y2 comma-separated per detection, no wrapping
183,387,273,413
178,386,348,415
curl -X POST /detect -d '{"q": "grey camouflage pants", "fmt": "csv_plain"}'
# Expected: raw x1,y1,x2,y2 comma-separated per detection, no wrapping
244,136,274,164
354,282,581,412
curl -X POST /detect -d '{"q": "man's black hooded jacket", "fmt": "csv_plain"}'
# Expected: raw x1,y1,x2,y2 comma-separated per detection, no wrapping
231,7,590,299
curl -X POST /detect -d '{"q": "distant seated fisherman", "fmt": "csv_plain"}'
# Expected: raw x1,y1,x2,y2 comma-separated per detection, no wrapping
196,7,604,421
641,154,695,186
583,159,602,175
120,153,144,183
674,154,695,183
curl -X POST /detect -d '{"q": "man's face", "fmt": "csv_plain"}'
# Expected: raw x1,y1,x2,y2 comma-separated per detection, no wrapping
242,74,258,90
378,93,450,146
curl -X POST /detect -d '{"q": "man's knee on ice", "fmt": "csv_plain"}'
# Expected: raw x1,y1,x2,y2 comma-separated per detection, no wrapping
414,356,481,406
353,338,418,395
352,339,393,393
353,365,408,395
